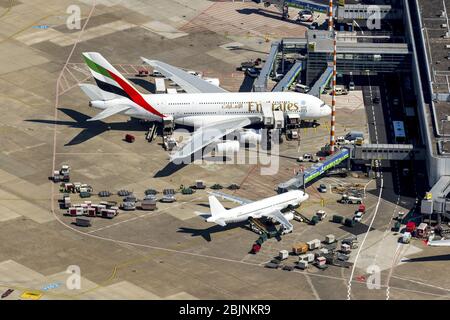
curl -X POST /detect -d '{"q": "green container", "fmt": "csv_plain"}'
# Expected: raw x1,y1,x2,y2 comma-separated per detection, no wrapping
257,235,267,245
260,233,268,242
268,231,278,239
181,188,194,195
332,215,344,224
392,221,401,232
310,216,319,225
344,218,355,227
79,192,91,198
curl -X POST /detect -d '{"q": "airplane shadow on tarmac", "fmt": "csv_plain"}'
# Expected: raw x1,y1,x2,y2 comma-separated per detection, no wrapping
26,108,151,146
26,108,190,177
403,254,450,263
177,222,247,242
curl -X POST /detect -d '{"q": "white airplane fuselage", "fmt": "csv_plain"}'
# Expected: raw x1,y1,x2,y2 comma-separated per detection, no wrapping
207,190,308,225
89,91,331,127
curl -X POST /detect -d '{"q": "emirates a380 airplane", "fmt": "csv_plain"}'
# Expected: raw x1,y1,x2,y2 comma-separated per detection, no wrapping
79,52,331,161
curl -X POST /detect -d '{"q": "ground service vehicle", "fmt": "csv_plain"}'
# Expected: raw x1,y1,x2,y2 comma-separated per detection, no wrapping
393,120,406,143
339,194,363,204
318,184,327,193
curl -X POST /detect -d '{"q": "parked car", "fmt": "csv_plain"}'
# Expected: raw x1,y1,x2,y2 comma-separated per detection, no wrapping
348,81,355,90
297,153,314,162
354,211,363,222
298,10,313,22
318,184,327,193
316,210,327,221
152,70,164,77
272,72,284,81
295,83,310,93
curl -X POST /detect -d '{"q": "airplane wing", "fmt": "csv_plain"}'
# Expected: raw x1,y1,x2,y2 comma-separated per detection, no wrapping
141,57,228,93
208,191,252,205
87,105,131,122
170,117,252,162
262,210,293,233
428,239,450,247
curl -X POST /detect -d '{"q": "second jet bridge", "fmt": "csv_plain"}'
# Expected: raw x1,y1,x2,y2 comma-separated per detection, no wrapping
352,144,423,161
277,144,423,193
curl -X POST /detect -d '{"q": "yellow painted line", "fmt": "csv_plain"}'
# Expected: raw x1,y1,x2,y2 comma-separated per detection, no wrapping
0,0,15,20
20,290,43,300
0,14,54,44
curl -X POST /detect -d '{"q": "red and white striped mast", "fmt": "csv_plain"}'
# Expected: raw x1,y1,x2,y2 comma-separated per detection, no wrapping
328,0,334,31
328,0,337,154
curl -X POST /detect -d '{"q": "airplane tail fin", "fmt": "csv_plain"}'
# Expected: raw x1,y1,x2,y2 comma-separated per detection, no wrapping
78,84,120,101
208,196,226,218
82,52,135,99
82,52,165,118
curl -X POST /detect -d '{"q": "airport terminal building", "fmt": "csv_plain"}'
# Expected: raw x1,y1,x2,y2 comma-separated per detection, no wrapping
256,0,450,220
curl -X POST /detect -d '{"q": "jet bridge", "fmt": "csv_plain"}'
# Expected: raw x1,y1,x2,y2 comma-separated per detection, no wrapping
254,42,279,92
277,148,350,193
272,60,304,92
352,144,423,161
309,65,333,97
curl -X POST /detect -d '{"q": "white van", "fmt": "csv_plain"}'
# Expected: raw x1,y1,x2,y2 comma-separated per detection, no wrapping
152,70,164,78
335,87,348,95
295,83,310,93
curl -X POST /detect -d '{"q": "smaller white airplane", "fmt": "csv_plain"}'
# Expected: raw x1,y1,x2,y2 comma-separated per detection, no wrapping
203,190,309,234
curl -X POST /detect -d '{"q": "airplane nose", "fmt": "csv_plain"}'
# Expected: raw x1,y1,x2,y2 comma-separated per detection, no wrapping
323,104,332,116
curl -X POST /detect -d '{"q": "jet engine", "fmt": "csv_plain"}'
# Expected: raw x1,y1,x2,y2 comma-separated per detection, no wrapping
239,129,262,144
216,140,240,153
283,211,294,221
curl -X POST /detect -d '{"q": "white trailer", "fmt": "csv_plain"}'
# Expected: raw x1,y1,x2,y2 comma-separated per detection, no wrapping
155,78,166,94
279,250,289,260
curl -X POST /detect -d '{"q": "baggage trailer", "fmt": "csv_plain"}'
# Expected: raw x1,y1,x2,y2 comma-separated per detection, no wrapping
140,199,157,211
324,234,336,244
416,223,430,238
332,215,344,224
297,260,308,270
292,242,308,255
75,218,91,227
279,250,289,260
342,236,358,248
